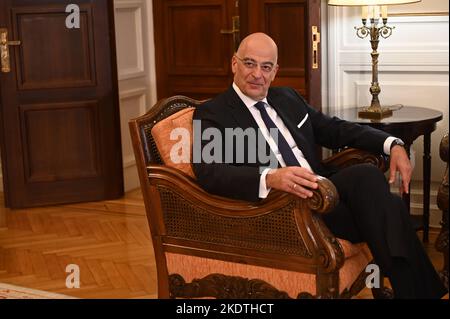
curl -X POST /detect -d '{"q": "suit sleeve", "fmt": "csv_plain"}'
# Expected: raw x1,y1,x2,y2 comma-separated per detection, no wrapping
291,89,390,154
192,107,262,202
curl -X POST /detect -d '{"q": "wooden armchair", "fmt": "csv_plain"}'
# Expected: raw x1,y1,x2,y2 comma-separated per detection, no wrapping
129,96,392,299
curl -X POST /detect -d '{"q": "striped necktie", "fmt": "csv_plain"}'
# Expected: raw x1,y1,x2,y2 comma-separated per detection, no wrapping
254,101,300,167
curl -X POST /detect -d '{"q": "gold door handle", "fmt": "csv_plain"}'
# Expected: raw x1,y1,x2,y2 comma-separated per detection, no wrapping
312,26,320,70
220,16,240,52
1,28,21,73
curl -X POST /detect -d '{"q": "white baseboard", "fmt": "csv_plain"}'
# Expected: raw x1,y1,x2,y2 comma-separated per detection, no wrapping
123,164,140,192
391,185,443,228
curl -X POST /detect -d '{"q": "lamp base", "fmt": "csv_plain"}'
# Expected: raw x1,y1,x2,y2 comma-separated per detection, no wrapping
358,107,393,120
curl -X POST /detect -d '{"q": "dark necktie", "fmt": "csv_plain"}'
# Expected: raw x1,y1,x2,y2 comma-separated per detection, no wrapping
254,101,300,167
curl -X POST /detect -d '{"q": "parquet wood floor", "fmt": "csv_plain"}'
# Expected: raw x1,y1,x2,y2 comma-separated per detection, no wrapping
0,190,446,299
0,190,156,299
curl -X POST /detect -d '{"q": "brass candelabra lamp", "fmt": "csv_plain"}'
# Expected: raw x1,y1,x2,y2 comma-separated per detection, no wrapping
328,0,421,120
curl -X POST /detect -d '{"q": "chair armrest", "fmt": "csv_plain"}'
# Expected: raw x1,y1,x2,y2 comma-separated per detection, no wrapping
147,165,338,215
305,176,339,214
145,165,343,272
322,148,388,173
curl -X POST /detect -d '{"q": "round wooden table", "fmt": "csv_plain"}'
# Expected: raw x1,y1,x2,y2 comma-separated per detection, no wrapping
329,106,443,243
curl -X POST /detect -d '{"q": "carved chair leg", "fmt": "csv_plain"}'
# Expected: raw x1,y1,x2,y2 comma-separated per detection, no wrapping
341,260,394,299
436,133,449,290
169,273,292,299
316,271,339,299
435,209,448,290
158,278,171,299
371,272,394,299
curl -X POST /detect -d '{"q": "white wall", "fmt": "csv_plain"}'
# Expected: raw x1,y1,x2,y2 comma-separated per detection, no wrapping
388,0,448,15
114,0,157,192
324,2,449,227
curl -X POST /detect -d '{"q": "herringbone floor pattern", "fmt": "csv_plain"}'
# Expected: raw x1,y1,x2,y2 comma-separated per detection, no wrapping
0,189,446,299
0,190,157,299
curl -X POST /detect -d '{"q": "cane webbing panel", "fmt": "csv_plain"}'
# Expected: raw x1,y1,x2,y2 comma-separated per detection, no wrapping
158,185,312,257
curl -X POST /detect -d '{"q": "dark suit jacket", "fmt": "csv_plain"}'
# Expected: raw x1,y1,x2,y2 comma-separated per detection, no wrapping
193,86,390,202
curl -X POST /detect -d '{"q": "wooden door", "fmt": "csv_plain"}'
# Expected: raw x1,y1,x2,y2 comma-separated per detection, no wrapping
0,0,124,208
154,0,321,109
245,0,321,108
153,0,238,100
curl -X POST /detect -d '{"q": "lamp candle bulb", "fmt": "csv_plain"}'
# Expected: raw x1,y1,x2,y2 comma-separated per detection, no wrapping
381,5,388,24
362,6,368,20
381,6,388,19
373,5,380,22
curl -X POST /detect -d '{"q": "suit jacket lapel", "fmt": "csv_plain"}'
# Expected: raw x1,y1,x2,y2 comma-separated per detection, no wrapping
224,86,260,130
267,91,317,165
224,86,319,170
224,86,277,167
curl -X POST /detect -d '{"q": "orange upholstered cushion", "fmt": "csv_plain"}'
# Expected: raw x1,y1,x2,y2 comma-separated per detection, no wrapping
166,240,373,298
339,239,366,259
151,108,196,179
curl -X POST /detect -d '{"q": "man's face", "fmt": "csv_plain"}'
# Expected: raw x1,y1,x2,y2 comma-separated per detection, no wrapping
232,46,279,101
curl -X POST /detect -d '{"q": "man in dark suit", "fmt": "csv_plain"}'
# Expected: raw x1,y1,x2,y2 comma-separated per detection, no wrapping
193,32,447,298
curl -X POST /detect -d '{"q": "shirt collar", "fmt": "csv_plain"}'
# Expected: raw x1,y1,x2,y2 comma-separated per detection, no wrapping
232,82,268,109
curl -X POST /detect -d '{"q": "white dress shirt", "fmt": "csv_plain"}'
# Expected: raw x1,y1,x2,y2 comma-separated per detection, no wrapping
232,83,398,199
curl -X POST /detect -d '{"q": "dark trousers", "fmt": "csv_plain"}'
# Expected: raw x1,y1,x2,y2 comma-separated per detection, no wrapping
321,164,447,299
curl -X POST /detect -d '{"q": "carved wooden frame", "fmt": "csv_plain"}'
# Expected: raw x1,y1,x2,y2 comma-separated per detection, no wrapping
129,95,391,299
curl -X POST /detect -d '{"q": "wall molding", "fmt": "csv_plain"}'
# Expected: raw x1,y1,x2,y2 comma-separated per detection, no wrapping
326,4,449,228
114,1,145,80
339,52,448,69
123,156,136,169
119,87,147,171
327,6,449,109
119,87,148,103
390,12,449,17
118,86,147,191
114,0,157,192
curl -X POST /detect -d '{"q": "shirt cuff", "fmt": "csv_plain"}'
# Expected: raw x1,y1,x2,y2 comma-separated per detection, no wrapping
384,136,399,155
259,168,272,199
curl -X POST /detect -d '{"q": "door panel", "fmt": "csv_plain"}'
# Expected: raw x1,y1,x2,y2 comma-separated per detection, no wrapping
167,4,229,75
13,5,96,89
154,0,237,100
19,101,101,182
265,4,306,75
0,0,124,208
154,0,321,109
246,0,313,104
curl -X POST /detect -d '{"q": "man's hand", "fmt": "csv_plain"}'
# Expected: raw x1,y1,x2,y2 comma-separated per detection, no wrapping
388,145,413,194
266,167,318,199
